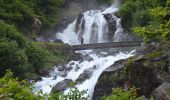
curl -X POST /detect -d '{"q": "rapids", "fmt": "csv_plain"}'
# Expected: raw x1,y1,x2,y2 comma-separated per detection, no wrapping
35,1,135,100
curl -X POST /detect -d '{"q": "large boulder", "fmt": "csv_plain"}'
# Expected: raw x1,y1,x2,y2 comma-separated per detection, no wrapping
76,67,94,83
105,59,127,71
39,68,50,77
152,82,170,100
52,79,73,93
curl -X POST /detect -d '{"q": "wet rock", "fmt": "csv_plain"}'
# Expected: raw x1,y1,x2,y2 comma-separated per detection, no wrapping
39,68,50,76
58,65,67,71
152,82,170,100
75,13,84,33
103,13,117,41
75,65,80,71
52,79,73,93
76,68,94,83
70,62,75,66
33,36,46,42
66,67,73,71
54,39,63,43
29,74,42,82
58,71,67,77
83,55,94,62
105,59,127,71
93,70,124,100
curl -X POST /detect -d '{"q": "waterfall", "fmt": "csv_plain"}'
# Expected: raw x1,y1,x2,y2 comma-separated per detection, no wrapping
56,4,124,45
35,2,135,100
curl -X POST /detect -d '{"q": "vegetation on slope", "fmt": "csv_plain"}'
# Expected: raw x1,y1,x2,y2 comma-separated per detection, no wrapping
0,0,65,35
118,0,170,43
0,0,75,79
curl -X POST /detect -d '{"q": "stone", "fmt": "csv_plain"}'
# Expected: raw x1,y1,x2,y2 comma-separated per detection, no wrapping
103,13,117,41
58,65,67,71
152,82,170,100
33,36,46,42
54,39,63,43
39,68,50,76
105,59,127,71
76,68,94,83
52,79,73,93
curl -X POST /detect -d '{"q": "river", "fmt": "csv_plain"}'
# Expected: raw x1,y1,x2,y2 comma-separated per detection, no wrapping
35,1,135,100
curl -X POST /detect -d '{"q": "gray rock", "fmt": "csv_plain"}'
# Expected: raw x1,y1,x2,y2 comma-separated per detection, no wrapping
39,68,50,76
54,39,63,43
76,68,94,83
152,82,170,100
52,79,73,93
105,59,127,71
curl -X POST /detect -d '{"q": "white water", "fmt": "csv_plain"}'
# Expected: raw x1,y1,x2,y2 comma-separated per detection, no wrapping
35,1,135,100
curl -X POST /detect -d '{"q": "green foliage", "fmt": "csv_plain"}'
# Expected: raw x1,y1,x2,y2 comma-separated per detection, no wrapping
118,0,137,31
0,0,65,34
0,70,37,100
103,87,141,100
35,0,65,28
0,20,26,47
25,42,56,74
119,0,170,42
0,21,57,78
0,70,88,100
58,87,88,100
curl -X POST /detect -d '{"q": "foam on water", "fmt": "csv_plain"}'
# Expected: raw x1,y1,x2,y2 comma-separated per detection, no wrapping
35,1,135,99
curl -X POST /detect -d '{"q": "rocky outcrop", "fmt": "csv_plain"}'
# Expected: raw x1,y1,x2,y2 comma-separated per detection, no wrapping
93,42,170,99
52,79,73,93
105,59,127,71
103,14,117,41
152,82,170,100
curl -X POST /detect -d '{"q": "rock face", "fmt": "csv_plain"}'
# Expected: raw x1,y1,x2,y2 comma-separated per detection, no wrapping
103,14,117,41
152,82,170,100
52,79,73,93
105,59,127,71
93,42,170,100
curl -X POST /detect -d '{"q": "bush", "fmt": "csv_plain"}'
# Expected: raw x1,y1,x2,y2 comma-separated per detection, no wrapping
103,87,140,100
0,0,65,34
0,21,57,78
119,0,170,42
25,42,56,74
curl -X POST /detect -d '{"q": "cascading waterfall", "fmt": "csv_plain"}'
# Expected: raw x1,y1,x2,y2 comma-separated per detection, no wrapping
35,1,135,100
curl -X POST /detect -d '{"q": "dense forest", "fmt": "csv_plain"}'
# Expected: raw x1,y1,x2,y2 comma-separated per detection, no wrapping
0,0,170,99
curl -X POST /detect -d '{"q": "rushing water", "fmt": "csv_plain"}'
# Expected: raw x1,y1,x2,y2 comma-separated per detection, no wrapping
35,2,135,100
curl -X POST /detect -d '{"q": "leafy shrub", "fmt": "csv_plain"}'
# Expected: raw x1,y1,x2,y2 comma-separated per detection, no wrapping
0,0,65,34
0,21,57,78
25,42,56,74
119,0,170,42
103,87,140,100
